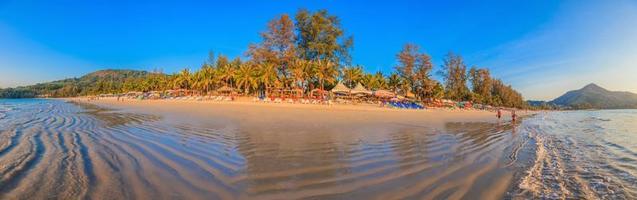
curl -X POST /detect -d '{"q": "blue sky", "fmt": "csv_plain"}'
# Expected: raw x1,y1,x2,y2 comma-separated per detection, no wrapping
1,0,636,100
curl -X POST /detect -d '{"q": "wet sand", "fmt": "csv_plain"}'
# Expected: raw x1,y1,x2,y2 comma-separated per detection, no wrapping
1,99,534,199
80,97,525,129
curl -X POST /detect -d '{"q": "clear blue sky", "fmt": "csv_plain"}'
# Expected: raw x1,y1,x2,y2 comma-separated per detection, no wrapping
1,0,636,100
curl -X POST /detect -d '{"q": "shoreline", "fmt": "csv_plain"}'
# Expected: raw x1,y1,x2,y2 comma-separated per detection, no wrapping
62,97,534,130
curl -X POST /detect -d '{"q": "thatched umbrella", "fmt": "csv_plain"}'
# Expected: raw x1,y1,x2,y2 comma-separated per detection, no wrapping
351,83,372,95
217,86,235,96
330,82,350,95
373,89,395,98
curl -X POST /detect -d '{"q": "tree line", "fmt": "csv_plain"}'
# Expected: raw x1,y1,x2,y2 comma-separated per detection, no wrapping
0,9,527,108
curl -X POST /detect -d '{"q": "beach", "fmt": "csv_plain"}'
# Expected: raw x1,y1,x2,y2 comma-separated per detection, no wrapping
74,97,525,129
5,98,636,199
1,98,544,199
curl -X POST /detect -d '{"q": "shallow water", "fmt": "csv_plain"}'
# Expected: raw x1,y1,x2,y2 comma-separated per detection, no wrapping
0,99,635,199
510,110,637,199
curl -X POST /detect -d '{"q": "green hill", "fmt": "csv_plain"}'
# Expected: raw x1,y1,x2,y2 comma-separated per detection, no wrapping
0,69,151,98
550,83,637,109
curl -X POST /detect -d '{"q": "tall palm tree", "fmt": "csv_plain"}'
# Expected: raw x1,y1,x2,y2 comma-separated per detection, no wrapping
388,73,401,93
313,59,338,92
374,71,388,90
290,59,316,96
194,65,216,94
360,73,373,90
290,59,308,90
235,63,258,95
363,71,388,90
173,68,192,90
218,63,236,87
258,62,279,96
341,66,363,88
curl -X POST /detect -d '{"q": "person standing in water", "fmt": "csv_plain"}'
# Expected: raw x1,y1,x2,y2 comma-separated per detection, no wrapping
496,108,502,119
512,109,517,122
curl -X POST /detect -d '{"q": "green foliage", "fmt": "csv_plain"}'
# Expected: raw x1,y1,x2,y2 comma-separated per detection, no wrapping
0,69,151,98
341,66,364,88
551,83,637,109
440,52,470,101
295,9,353,66
0,9,529,109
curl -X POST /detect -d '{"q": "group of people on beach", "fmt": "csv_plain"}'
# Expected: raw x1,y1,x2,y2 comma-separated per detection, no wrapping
496,108,517,121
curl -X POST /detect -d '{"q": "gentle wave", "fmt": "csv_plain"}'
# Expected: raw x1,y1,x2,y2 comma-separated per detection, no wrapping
511,111,637,200
6,100,635,199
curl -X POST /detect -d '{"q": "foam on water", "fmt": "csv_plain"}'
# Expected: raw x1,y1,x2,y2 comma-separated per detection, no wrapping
1,99,635,199
510,110,637,200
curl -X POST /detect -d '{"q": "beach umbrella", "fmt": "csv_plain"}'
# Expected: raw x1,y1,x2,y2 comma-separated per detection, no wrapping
373,89,395,98
217,86,235,92
330,82,351,94
351,83,372,95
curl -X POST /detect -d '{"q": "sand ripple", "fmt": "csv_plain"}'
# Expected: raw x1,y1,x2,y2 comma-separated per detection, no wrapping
0,100,539,199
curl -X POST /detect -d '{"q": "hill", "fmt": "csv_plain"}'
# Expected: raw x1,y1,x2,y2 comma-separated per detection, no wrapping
0,69,151,98
550,83,637,109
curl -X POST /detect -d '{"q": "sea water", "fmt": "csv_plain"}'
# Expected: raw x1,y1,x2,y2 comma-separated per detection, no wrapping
0,99,635,199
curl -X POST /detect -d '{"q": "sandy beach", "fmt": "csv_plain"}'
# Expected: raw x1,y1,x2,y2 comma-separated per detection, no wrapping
71,97,526,130
1,98,537,199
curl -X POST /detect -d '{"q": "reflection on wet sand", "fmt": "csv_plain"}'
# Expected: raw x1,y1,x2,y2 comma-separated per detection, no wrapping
0,100,536,199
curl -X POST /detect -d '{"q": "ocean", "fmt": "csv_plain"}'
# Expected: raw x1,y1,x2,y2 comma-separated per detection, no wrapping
0,99,635,199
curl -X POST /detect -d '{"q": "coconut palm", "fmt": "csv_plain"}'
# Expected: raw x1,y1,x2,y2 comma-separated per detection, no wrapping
290,59,312,91
341,66,363,88
374,72,388,90
313,59,338,92
364,71,387,90
193,64,216,94
173,68,192,90
257,62,279,96
387,72,401,93
218,63,236,87
235,63,258,95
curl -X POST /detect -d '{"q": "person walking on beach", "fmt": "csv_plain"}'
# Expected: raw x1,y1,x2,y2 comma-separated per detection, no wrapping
512,110,517,122
496,109,502,119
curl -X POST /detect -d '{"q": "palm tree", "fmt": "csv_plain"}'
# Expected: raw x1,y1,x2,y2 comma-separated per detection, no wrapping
173,68,192,90
218,63,236,87
290,59,309,90
258,62,279,96
364,71,387,90
193,64,216,94
235,63,258,95
374,72,388,90
313,59,338,92
341,66,363,88
387,73,401,93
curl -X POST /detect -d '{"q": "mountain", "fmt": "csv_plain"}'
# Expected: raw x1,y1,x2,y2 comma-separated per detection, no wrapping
0,69,151,98
550,83,637,109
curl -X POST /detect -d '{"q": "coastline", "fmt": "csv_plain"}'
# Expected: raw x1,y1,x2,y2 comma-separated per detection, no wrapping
3,98,536,199
60,97,537,199
62,97,533,130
